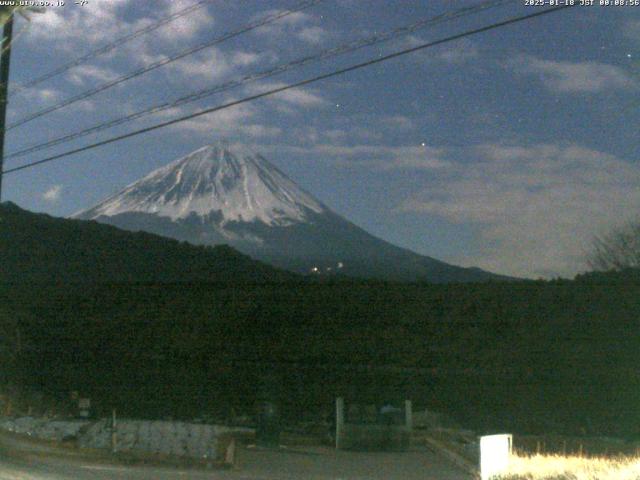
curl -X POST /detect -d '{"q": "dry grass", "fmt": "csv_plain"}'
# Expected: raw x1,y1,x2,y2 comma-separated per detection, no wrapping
500,452,640,480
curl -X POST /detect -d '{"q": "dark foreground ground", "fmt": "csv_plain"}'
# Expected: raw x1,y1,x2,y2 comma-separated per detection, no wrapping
0,432,471,480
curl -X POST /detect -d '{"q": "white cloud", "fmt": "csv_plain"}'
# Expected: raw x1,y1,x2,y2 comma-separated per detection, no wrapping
391,36,479,65
241,124,283,137
159,101,280,139
297,26,329,44
27,0,213,52
29,0,131,45
324,144,448,170
436,41,479,64
8,87,62,122
245,82,327,107
399,143,640,278
167,48,232,82
42,185,63,203
253,9,311,36
259,141,448,171
161,48,264,86
252,9,329,45
511,56,638,93
316,115,414,142
67,65,119,86
273,88,326,107
159,0,213,40
381,115,414,130
231,51,261,67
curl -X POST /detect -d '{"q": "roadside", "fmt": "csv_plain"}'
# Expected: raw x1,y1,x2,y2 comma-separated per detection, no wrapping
0,429,473,480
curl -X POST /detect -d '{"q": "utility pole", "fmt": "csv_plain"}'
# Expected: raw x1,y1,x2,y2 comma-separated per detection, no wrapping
0,9,13,202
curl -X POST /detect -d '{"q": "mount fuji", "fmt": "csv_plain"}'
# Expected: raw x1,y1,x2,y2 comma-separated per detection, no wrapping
74,141,506,282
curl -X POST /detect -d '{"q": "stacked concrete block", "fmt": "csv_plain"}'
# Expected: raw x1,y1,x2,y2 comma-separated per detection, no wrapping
0,415,250,461
185,423,205,458
0,417,90,442
147,421,163,454
116,420,137,451
107,420,222,459
36,420,88,441
77,418,110,449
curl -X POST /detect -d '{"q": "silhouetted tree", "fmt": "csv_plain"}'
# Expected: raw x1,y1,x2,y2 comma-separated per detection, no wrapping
588,219,640,271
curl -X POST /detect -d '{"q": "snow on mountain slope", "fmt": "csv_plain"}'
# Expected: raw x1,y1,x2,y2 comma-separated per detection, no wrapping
78,141,325,227
75,141,511,282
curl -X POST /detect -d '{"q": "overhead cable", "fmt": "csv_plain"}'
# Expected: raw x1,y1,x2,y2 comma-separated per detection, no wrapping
2,5,574,176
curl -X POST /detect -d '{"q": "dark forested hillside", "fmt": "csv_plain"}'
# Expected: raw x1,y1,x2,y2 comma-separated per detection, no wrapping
2,202,640,438
3,279,640,437
0,202,295,283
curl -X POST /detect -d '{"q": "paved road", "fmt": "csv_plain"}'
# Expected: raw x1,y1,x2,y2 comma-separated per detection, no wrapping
0,434,472,479
235,445,473,480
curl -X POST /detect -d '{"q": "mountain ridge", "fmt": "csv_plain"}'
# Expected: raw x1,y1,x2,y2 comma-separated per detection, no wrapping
0,201,296,284
75,141,514,283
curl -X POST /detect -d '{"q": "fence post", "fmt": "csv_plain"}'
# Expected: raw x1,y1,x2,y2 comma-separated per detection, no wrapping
224,437,236,467
111,409,117,453
335,397,344,450
404,400,412,430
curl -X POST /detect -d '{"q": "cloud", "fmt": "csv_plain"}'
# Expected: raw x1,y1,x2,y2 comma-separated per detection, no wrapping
159,101,281,139
29,0,131,45
252,10,308,41
511,56,638,93
8,87,62,123
166,48,232,82
381,115,414,130
288,114,414,145
231,51,262,67
27,0,213,51
252,9,329,45
259,141,448,171
158,0,213,40
245,82,327,107
398,143,640,278
323,144,448,170
391,36,479,65
240,124,283,137
253,9,311,36
435,41,479,64
67,65,119,86
297,26,330,44
160,48,264,87
273,88,326,107
42,185,63,203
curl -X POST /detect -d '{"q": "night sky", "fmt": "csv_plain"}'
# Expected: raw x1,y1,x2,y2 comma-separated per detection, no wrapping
3,0,639,278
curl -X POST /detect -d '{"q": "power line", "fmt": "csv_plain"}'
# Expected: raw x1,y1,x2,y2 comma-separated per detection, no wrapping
2,5,574,176
9,0,213,96
5,0,516,162
5,0,324,131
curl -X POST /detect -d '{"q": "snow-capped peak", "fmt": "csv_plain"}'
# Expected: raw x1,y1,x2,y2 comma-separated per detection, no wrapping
76,141,326,226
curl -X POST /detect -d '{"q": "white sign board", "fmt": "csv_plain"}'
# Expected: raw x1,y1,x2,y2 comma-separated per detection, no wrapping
480,434,512,480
